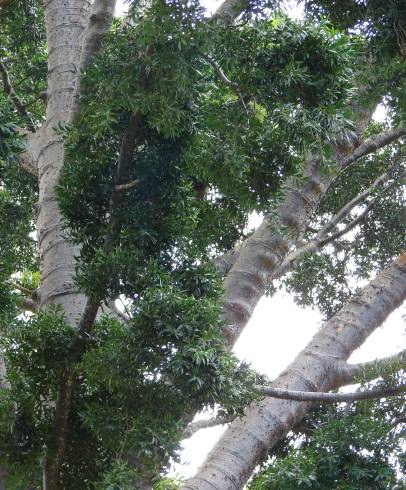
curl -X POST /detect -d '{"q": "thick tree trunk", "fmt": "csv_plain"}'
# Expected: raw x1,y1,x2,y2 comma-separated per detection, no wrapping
32,0,91,324
182,257,406,490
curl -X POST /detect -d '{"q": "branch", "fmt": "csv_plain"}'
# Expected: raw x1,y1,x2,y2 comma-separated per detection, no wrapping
11,282,38,312
11,281,37,298
201,54,238,89
43,370,77,489
254,384,406,403
342,349,406,385
202,54,248,113
70,0,117,120
44,113,142,484
212,0,248,25
105,299,131,322
44,296,100,487
114,179,140,191
273,176,402,279
0,61,35,132
183,414,236,439
317,179,400,244
317,170,391,237
391,416,406,428
342,127,406,168
182,258,406,490
213,246,242,275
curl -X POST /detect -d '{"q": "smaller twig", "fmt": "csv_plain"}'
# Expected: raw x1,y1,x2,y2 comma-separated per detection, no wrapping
114,179,140,191
106,299,131,322
202,54,248,113
273,177,402,280
201,54,238,89
11,282,36,298
0,61,35,132
342,349,406,385
182,414,236,439
318,179,400,246
255,384,406,403
317,170,391,238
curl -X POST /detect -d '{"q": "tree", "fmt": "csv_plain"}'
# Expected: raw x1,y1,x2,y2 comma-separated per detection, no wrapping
0,0,405,488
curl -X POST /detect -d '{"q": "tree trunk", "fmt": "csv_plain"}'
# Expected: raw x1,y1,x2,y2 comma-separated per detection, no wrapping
182,257,406,490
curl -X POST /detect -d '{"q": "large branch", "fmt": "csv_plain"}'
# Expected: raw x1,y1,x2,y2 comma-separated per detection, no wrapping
182,257,406,490
255,384,406,402
219,118,406,346
183,350,406,438
342,127,406,168
0,61,35,131
70,0,117,120
213,0,248,25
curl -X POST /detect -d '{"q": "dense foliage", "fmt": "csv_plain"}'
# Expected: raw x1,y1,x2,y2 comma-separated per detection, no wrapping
0,0,404,487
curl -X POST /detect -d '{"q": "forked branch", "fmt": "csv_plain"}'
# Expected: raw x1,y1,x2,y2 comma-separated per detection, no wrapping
273,173,402,279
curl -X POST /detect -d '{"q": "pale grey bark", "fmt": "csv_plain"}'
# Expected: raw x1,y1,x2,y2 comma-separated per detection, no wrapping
3,0,404,486
219,121,406,345
35,0,91,325
183,415,236,439
213,0,248,25
182,258,406,490
255,384,406,402
342,127,405,168
273,171,402,279
22,1,117,487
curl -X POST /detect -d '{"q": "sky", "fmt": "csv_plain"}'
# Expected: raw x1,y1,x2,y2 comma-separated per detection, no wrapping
114,0,405,480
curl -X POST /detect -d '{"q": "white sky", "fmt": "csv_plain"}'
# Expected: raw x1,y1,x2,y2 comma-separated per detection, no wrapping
114,0,405,480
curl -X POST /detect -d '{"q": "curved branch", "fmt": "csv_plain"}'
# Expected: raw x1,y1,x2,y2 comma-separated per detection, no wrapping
183,414,236,439
255,384,406,403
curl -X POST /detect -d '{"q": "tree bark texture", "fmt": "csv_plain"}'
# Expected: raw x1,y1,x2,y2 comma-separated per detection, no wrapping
182,257,406,490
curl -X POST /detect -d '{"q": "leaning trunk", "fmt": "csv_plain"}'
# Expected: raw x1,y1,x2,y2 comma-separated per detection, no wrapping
182,257,406,490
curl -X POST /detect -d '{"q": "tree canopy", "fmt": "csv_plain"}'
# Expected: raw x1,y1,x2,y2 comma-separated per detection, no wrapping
0,0,404,488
